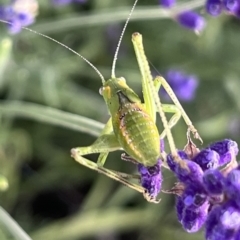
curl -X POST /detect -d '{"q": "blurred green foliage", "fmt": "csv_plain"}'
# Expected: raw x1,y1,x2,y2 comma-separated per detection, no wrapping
0,0,240,239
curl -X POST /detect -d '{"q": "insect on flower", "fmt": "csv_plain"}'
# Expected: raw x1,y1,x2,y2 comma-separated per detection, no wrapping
0,0,202,203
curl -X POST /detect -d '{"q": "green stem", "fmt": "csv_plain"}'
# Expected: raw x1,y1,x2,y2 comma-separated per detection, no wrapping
0,101,104,137
33,1,205,34
0,206,32,240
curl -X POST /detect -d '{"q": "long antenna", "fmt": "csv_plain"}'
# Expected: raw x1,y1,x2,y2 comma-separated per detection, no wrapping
0,20,106,85
111,0,139,79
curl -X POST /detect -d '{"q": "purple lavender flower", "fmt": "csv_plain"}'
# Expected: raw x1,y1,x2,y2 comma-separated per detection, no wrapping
181,201,209,232
138,160,162,200
161,70,199,102
159,0,176,8
167,139,240,239
192,149,220,171
203,169,224,194
223,0,239,12
206,0,223,16
209,139,239,166
224,169,240,209
206,201,240,240
0,0,38,34
176,11,206,32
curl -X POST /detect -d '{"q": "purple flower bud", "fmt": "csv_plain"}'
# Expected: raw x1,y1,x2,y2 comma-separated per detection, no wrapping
17,12,34,26
235,229,240,240
220,203,240,229
159,0,176,8
138,160,162,199
209,139,239,166
223,0,239,12
161,70,199,102
206,0,223,16
182,185,208,209
224,169,240,208
205,205,221,239
192,149,220,170
206,201,240,240
181,201,209,233
176,11,206,32
203,169,224,194
176,196,184,221
167,150,188,172
167,151,204,185
176,160,204,185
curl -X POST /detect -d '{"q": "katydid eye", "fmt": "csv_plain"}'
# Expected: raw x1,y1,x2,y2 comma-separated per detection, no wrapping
99,87,104,95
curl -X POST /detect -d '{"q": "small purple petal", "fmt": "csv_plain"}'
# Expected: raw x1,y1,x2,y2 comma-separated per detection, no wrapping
209,139,239,166
224,169,240,208
176,160,204,185
176,11,206,32
205,202,239,240
7,19,22,34
182,186,208,208
166,150,188,172
17,12,34,26
176,196,184,221
161,70,199,102
235,229,240,240
220,204,240,229
181,201,209,233
159,0,176,8
192,149,220,170
203,169,224,194
223,0,239,12
206,0,223,16
205,205,221,239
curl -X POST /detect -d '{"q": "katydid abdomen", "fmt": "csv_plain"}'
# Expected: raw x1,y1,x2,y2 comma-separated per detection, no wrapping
113,91,160,167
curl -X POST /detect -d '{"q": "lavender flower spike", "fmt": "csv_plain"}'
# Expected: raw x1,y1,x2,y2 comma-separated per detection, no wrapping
138,160,162,201
206,0,223,17
0,0,38,34
176,11,206,33
161,70,199,102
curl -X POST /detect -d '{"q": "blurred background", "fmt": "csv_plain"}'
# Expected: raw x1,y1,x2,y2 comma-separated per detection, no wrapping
0,0,240,239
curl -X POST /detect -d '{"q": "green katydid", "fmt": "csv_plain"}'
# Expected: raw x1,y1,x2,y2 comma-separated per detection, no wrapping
0,0,202,203
70,0,202,203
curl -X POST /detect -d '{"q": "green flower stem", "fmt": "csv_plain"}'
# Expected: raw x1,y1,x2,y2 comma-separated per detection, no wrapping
0,206,32,240
0,101,104,137
33,1,205,34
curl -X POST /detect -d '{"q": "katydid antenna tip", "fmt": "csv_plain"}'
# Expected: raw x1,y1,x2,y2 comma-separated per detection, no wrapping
111,0,139,79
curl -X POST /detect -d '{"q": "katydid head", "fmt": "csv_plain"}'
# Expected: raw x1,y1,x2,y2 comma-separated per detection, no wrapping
99,77,141,116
